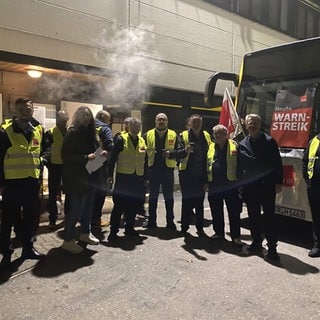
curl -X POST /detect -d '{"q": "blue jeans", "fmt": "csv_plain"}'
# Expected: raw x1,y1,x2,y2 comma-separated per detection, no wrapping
63,191,95,242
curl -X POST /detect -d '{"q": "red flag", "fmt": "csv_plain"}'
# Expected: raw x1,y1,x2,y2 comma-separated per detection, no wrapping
219,88,244,139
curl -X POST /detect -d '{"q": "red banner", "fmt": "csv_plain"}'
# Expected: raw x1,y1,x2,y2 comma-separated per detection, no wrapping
270,107,312,148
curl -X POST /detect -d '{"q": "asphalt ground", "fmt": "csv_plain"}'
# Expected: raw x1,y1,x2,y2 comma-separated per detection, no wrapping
1,192,320,320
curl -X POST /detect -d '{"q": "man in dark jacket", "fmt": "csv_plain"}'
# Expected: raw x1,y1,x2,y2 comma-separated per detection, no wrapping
238,114,283,261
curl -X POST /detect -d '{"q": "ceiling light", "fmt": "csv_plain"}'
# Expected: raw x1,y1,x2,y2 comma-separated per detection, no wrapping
27,70,42,78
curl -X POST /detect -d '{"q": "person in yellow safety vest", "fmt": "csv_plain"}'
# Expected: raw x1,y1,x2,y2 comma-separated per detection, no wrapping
176,114,212,237
302,133,320,257
206,124,242,245
0,116,24,241
113,117,132,141
142,113,178,230
0,98,46,270
107,118,147,241
42,110,69,229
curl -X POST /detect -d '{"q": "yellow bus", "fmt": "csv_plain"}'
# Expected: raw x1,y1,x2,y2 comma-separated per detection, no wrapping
205,36,320,222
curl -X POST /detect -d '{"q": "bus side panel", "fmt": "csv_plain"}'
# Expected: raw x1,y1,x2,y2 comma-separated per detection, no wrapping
276,155,312,222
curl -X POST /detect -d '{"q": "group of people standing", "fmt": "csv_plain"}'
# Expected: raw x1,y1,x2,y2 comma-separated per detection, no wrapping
106,112,284,262
1,97,320,271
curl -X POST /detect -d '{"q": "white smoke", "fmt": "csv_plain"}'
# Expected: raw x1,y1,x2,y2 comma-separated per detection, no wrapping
35,24,163,109
95,24,164,107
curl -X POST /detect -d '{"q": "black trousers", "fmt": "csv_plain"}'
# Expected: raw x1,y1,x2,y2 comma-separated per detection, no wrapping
148,168,174,225
91,167,108,225
0,178,40,255
47,164,63,223
110,173,144,234
307,183,320,245
179,171,205,231
243,183,278,249
208,186,242,239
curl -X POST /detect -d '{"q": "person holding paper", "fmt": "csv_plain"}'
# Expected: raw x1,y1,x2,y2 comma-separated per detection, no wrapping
60,106,101,253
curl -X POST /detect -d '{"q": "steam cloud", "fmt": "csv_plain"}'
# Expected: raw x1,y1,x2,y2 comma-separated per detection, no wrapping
37,24,164,108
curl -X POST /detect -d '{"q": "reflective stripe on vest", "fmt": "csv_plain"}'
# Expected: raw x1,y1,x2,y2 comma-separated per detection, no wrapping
116,132,146,176
179,130,212,171
4,124,42,179
207,139,237,182
307,136,320,179
49,126,64,164
146,129,177,168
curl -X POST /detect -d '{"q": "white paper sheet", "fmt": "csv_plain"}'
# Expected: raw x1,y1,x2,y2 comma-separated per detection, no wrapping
85,147,106,174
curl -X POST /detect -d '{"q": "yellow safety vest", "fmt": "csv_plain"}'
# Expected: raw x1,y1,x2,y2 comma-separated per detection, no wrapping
146,129,177,168
4,124,42,179
207,139,238,182
49,126,64,164
179,130,212,171
0,118,12,128
307,135,320,179
116,132,146,176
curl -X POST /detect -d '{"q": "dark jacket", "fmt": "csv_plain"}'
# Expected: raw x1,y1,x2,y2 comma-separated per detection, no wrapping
95,119,113,152
238,132,283,187
62,125,99,194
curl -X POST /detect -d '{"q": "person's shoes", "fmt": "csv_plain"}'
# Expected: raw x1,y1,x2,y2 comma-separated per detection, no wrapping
211,233,224,240
166,222,177,230
48,221,56,230
266,248,280,261
61,240,84,254
308,245,320,258
247,241,263,252
107,233,119,242
181,225,189,233
21,247,46,260
124,229,140,237
232,238,243,246
0,255,12,270
142,220,157,228
79,232,99,245
197,229,207,238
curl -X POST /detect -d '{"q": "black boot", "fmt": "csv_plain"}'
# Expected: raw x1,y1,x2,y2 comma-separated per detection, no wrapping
308,244,320,258
21,247,46,260
0,248,14,270
266,246,280,261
